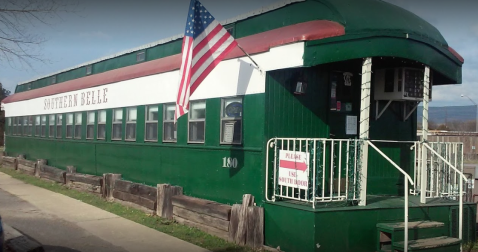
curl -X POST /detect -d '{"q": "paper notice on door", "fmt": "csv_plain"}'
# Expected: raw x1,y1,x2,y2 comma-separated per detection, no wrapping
346,116,357,135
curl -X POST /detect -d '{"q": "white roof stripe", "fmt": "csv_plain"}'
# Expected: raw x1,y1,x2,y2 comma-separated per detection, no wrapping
18,0,305,86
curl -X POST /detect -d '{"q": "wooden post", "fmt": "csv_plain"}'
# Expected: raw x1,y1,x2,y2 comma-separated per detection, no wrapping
246,206,264,250
36,159,47,178
234,194,254,245
66,166,76,174
157,184,182,219
102,173,121,201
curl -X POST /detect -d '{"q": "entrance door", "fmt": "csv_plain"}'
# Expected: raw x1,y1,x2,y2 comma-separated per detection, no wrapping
328,71,361,139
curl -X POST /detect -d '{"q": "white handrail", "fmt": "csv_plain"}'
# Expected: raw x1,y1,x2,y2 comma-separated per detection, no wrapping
265,138,275,202
367,140,413,252
367,141,414,185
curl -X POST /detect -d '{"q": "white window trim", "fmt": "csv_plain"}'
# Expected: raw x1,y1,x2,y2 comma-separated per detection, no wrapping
112,108,123,141
145,105,158,142
220,97,243,145
66,113,74,139
125,107,137,141
97,110,107,140
56,114,62,139
188,100,206,144
41,115,46,137
74,112,82,139
86,111,95,140
49,115,55,138
163,104,176,143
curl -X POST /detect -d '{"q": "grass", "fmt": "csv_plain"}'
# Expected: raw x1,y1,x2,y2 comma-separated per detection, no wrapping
0,167,262,252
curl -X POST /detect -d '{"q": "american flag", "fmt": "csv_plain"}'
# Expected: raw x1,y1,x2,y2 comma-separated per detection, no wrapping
175,0,238,121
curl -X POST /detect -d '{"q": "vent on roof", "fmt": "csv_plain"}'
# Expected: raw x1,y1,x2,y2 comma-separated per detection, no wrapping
86,65,92,75
136,51,145,63
51,75,57,84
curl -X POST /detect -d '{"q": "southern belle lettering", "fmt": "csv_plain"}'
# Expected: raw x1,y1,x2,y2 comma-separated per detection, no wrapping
44,88,108,110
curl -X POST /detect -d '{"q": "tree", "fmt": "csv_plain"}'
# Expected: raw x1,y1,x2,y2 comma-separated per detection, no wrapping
0,0,76,68
0,81,10,146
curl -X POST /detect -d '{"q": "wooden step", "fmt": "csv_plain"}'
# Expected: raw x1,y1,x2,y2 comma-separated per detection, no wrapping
377,221,444,231
394,236,461,251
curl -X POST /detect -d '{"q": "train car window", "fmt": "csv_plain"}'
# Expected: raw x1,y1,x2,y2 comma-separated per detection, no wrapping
220,97,242,145
188,101,206,143
97,110,107,140
28,116,33,136
163,104,176,143
86,65,92,75
145,105,158,142
49,115,55,138
35,116,41,136
56,114,62,138
112,108,123,140
22,116,27,136
41,115,46,137
87,111,95,139
66,113,74,138
136,51,145,63
75,112,82,139
126,107,137,141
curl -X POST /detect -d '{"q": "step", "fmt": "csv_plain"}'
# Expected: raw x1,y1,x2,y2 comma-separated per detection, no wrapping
393,236,461,251
377,221,444,231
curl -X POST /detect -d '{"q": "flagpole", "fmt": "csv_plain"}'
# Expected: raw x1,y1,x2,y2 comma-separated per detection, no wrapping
237,44,263,74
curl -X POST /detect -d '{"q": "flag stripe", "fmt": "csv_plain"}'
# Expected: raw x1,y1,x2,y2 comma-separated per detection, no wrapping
191,39,237,94
175,0,238,121
177,37,193,108
177,37,192,105
190,31,234,83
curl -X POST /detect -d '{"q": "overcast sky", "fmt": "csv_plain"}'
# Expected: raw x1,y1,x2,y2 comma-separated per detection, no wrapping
0,0,476,107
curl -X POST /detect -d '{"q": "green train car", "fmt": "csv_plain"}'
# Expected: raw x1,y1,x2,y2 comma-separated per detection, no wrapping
2,0,475,251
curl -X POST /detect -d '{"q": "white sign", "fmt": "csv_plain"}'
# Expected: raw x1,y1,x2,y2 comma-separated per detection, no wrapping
278,150,310,190
346,115,357,135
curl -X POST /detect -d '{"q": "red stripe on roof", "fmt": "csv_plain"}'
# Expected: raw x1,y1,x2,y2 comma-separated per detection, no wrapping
448,47,464,63
3,20,345,104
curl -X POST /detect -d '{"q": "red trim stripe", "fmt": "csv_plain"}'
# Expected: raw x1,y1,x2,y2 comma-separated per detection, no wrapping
3,20,345,104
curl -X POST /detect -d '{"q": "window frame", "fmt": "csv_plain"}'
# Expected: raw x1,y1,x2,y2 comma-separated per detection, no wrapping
111,108,123,141
86,65,92,75
136,51,145,63
56,114,63,138
66,113,74,138
34,115,41,136
163,103,177,143
86,111,95,140
97,110,106,140
41,115,46,137
220,97,243,145
145,105,158,142
125,107,137,141
188,100,206,144
74,112,82,139
49,115,55,138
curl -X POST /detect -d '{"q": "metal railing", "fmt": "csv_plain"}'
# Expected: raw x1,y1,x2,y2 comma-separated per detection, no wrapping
367,140,414,252
412,142,465,199
265,138,362,207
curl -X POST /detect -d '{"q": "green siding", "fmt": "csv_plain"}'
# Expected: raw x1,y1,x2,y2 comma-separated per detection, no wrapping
5,94,265,205
264,201,476,252
264,67,329,140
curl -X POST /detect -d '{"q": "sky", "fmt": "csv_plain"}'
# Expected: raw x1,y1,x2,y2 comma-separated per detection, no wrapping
0,0,477,107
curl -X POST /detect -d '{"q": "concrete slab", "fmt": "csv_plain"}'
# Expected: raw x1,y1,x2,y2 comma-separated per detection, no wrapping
0,172,210,252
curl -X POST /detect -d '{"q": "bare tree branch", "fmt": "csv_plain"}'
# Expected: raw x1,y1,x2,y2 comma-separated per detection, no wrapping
0,0,77,69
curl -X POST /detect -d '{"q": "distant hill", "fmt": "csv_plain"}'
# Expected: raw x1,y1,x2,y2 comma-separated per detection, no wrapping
417,105,477,124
